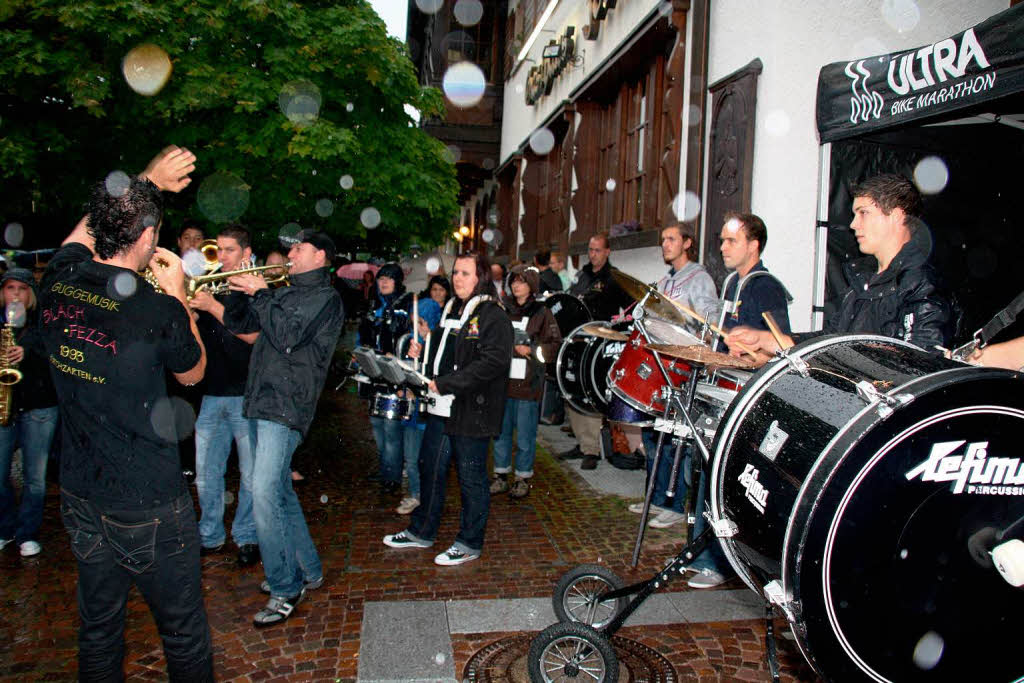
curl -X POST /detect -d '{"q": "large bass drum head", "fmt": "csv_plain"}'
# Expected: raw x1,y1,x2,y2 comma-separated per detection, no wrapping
793,371,1024,681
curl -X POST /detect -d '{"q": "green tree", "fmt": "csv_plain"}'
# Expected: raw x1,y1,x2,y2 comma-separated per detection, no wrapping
0,0,459,256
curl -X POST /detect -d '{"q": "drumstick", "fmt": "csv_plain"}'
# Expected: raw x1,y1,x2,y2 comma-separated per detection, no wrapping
667,300,761,360
412,293,419,373
761,312,793,351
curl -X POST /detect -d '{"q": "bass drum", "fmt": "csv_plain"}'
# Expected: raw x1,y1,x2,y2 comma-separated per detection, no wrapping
555,322,604,416
708,335,1024,682
540,291,591,338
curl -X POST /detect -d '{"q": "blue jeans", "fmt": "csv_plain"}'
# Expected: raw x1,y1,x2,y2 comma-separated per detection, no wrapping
194,395,255,548
251,419,322,597
407,416,490,553
640,429,689,513
689,464,732,576
492,398,539,478
370,416,403,484
402,424,424,498
0,406,58,543
60,489,213,682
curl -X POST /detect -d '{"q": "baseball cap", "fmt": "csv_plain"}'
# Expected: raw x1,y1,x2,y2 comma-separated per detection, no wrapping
296,229,337,261
1,267,35,287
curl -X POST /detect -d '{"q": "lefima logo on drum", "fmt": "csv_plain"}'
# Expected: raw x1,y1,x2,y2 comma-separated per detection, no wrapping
738,463,769,513
905,440,1024,495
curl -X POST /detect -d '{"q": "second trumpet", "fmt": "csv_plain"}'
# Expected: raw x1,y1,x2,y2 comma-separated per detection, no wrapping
187,262,292,299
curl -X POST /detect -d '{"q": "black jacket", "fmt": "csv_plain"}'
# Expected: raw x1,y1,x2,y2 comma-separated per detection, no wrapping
14,317,57,412
426,298,513,438
568,261,632,321
229,267,345,435
538,268,563,294
357,290,412,354
799,239,952,350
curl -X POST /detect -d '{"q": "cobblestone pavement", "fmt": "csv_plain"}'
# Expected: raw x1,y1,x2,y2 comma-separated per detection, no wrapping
0,372,818,681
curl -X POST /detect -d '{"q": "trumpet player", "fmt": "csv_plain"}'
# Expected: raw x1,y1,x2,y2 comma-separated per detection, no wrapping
225,230,344,627
0,268,58,558
188,225,262,567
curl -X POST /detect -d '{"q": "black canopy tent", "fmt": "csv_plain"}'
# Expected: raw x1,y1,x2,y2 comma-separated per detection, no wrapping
812,3,1024,342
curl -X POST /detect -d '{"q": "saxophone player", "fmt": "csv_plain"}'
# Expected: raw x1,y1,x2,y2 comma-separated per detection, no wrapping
0,268,58,558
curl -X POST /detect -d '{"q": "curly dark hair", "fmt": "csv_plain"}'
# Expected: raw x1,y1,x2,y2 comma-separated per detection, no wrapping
851,174,923,218
86,177,164,260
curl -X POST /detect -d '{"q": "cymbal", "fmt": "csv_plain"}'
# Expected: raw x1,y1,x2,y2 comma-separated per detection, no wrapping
581,323,628,341
646,343,758,369
610,269,688,326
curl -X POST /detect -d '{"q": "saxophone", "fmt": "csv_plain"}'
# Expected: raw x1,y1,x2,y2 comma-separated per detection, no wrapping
0,323,23,426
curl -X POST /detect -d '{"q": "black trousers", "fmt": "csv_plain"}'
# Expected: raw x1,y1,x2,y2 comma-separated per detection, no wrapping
60,489,214,682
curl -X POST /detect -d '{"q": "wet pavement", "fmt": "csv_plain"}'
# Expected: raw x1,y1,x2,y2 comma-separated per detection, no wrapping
0,359,818,681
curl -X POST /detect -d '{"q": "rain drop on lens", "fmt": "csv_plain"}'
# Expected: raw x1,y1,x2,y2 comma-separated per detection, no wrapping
434,652,446,665
4,223,24,248
913,156,949,194
425,256,441,274
444,145,462,163
414,0,443,14
315,199,334,217
197,172,250,224
671,191,702,222
279,222,303,245
122,43,172,96
912,631,944,670
105,170,132,198
453,0,483,27
605,178,617,192
529,128,555,155
442,62,486,109
278,80,322,127
881,0,920,33
346,102,354,113
320,494,329,504
111,272,138,299
339,175,354,190
360,207,381,229
481,228,494,244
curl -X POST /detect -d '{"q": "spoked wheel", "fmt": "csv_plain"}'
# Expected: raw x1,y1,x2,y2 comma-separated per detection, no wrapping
553,563,626,629
528,621,619,683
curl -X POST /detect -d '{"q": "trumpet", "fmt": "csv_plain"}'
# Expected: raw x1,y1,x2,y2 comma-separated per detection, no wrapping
186,262,292,298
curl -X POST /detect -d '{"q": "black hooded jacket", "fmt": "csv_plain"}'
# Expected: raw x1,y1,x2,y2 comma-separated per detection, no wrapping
798,238,952,350
568,260,632,321
227,267,344,435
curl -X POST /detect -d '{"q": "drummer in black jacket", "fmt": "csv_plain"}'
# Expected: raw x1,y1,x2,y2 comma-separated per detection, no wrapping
561,232,632,469
383,251,513,566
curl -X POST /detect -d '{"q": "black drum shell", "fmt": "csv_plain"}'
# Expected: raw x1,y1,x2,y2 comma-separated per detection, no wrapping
710,334,1024,681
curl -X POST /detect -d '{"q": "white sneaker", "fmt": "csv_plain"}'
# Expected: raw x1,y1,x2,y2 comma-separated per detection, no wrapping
395,497,420,515
19,540,41,557
382,531,432,549
687,568,727,588
434,545,480,566
628,502,667,514
648,509,687,528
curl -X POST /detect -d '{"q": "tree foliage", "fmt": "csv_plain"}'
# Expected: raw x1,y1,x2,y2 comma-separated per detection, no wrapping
0,0,459,256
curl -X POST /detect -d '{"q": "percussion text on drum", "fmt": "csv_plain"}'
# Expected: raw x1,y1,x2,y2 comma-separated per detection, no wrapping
905,440,1024,495
738,463,769,513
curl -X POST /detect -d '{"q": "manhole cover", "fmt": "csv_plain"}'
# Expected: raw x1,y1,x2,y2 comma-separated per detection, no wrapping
463,633,675,682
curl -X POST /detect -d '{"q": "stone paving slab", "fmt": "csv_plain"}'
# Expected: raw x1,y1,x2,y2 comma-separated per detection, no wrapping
358,601,455,683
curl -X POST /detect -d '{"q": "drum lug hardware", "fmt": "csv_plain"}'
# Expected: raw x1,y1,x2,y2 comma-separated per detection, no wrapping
637,362,653,380
778,349,810,378
711,516,738,538
759,420,789,461
855,380,909,417
763,580,795,622
613,368,625,380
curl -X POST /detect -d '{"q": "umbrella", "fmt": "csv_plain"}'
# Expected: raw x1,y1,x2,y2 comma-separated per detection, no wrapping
336,262,379,280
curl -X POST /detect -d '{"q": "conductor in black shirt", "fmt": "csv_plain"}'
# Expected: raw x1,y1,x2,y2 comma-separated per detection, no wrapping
39,147,213,681
188,224,262,567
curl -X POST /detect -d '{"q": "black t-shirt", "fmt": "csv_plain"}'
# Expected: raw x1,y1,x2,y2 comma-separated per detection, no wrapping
39,243,201,509
195,291,258,396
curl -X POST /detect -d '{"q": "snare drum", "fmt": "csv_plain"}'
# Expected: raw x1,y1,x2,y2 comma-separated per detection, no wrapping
607,329,695,416
708,334,1024,681
369,392,417,421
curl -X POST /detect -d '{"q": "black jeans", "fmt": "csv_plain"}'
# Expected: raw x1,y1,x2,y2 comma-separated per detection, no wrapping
408,415,491,552
60,489,214,683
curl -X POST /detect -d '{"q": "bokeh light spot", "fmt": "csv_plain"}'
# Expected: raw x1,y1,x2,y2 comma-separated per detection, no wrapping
453,0,483,27
360,207,382,229
4,223,24,248
278,80,322,127
442,62,486,108
529,128,556,156
122,44,172,96
671,191,702,222
913,156,949,195
315,198,335,217
197,172,250,224
339,174,354,190
105,170,132,198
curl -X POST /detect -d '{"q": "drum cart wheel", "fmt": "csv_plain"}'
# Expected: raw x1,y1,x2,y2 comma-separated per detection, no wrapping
527,621,619,683
552,564,627,629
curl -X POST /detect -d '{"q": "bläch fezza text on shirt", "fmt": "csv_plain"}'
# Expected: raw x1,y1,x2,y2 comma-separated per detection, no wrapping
38,243,201,510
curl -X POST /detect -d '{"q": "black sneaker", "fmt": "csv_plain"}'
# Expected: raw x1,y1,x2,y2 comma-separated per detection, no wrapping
556,446,584,460
237,543,260,567
580,454,599,470
253,588,305,628
200,543,225,556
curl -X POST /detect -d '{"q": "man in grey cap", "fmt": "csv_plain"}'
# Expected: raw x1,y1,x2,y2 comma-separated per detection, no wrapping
226,229,344,627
